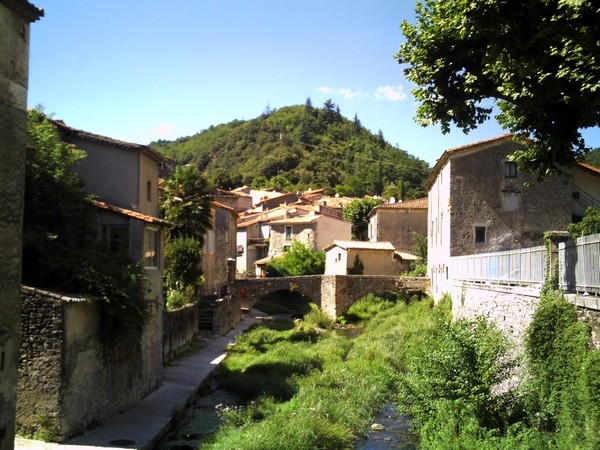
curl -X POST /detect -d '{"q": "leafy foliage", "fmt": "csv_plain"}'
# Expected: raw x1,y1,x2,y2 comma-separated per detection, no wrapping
567,206,600,238
160,164,213,308
341,196,383,240
396,0,600,178
151,100,430,197
164,236,204,309
160,164,212,243
265,241,325,277
23,109,149,343
398,316,517,432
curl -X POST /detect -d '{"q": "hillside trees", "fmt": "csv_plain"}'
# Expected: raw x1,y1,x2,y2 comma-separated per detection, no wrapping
151,100,430,198
396,0,600,178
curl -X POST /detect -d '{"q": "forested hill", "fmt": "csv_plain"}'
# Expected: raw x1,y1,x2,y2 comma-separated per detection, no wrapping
150,99,431,199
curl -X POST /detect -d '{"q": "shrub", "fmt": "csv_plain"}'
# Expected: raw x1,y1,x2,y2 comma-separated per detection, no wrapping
265,241,325,277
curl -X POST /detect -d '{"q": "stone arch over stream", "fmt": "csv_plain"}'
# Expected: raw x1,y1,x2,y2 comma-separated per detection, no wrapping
232,276,430,318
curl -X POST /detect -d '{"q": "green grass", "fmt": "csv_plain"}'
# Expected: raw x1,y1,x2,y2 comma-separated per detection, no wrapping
202,296,440,449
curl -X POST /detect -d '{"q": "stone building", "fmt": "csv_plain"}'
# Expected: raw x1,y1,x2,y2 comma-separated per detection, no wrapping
427,134,600,300
368,197,427,255
0,1,41,449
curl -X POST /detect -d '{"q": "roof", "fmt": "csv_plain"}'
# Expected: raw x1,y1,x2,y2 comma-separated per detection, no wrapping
394,251,419,261
2,0,43,22
369,197,428,217
324,240,395,252
575,162,600,177
50,118,167,163
210,201,239,217
426,134,515,189
89,199,172,227
269,212,347,226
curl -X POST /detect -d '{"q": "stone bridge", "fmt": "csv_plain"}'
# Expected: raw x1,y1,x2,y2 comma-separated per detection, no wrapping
231,275,430,318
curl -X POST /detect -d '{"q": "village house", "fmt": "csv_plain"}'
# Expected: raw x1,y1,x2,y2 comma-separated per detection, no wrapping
202,200,239,297
368,196,428,255
17,119,170,439
324,240,404,275
427,134,600,299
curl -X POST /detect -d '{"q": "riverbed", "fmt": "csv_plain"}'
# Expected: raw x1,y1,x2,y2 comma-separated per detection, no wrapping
155,381,419,450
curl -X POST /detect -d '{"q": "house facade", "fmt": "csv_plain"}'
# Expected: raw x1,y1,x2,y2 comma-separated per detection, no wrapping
324,240,402,275
268,212,352,255
428,134,600,299
51,120,169,400
202,201,238,297
368,197,427,254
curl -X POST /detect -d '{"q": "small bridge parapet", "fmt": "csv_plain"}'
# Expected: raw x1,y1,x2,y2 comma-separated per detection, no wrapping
232,275,430,318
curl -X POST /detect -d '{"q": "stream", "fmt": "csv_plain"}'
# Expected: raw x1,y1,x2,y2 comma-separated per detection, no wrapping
155,380,419,450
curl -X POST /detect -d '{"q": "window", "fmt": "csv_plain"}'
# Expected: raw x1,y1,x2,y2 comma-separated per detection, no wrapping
237,245,244,256
475,226,486,244
103,225,129,254
284,226,292,240
146,180,152,202
504,161,518,178
143,227,160,268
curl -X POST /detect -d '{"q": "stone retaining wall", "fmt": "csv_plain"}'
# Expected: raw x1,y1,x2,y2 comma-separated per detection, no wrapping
17,287,161,441
163,304,199,363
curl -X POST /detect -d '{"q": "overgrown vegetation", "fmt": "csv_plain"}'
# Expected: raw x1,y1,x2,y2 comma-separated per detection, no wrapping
160,164,213,309
567,206,600,238
199,288,600,449
23,109,149,343
399,290,600,449
341,196,383,240
151,99,430,197
265,241,325,277
202,295,435,449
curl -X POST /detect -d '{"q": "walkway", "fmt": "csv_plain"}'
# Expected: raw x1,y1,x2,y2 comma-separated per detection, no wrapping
15,310,261,450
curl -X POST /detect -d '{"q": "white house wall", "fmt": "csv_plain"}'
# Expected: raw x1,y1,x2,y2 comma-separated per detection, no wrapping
428,163,452,300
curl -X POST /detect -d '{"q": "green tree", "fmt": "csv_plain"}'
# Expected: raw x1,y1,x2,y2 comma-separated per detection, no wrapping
396,0,600,178
161,164,212,243
265,241,325,277
568,206,600,238
24,109,148,342
342,197,383,240
161,164,212,308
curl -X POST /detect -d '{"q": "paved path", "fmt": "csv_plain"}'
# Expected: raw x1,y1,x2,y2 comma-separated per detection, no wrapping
15,310,261,450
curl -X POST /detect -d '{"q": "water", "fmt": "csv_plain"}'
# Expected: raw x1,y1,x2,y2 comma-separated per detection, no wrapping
355,402,419,450
156,386,419,450
154,380,241,450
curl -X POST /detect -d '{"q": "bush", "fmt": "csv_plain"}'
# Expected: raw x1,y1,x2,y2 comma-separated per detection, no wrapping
265,241,325,277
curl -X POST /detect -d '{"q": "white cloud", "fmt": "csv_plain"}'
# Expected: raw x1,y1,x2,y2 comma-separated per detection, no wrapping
374,84,407,102
153,123,176,137
316,84,407,102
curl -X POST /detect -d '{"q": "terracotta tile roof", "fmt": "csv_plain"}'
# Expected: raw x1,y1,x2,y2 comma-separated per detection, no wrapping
324,240,395,252
576,162,600,177
210,200,239,217
373,197,428,212
88,199,172,227
50,118,167,163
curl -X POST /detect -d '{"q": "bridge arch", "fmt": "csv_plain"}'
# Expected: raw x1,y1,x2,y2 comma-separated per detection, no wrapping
232,276,429,318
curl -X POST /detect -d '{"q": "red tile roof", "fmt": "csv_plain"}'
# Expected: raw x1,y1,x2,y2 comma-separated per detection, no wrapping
88,199,172,226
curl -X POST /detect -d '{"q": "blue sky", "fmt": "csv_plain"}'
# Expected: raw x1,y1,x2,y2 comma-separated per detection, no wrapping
27,1,598,167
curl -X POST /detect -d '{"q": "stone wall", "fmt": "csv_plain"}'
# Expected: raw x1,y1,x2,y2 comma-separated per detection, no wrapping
449,282,600,352
0,2,41,448
163,304,199,363
199,295,242,336
17,287,161,441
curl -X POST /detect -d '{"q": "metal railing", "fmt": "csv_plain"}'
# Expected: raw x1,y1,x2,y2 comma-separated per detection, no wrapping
450,245,546,287
559,234,600,295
